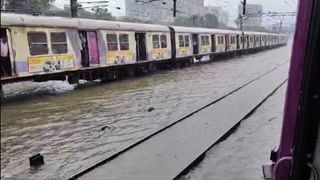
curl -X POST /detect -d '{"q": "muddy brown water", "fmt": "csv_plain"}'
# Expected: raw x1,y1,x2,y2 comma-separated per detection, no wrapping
1,46,291,179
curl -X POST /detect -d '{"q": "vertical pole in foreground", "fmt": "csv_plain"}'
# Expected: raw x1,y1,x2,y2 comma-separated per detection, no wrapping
243,0,246,15
240,0,246,31
173,0,176,17
240,15,243,31
71,0,78,17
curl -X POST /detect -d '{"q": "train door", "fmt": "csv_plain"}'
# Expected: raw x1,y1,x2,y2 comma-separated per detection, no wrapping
87,31,99,66
259,35,262,47
135,33,147,61
211,34,216,52
192,34,199,54
225,34,229,51
236,35,240,50
79,31,90,67
254,36,257,47
0,28,12,77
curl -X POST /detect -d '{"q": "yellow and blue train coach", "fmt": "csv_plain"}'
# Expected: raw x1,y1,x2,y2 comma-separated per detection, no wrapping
0,13,288,85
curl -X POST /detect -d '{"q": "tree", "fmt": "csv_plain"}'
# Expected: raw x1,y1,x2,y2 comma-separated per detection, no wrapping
117,16,153,24
172,13,220,28
42,6,115,21
202,14,219,28
93,7,114,20
2,0,55,14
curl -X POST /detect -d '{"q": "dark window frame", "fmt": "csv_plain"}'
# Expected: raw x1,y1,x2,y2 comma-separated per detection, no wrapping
27,31,49,56
178,35,185,47
119,33,129,51
50,32,68,54
152,34,160,49
106,33,118,51
184,35,190,47
160,34,167,48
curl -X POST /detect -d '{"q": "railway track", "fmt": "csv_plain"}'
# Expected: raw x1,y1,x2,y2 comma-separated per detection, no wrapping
69,61,289,179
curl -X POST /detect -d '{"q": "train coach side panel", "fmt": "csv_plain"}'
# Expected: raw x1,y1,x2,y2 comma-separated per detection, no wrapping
199,34,211,55
10,27,79,75
248,35,255,49
215,34,225,53
66,30,82,68
228,34,237,51
9,27,29,75
102,30,136,65
96,30,107,66
147,32,171,61
175,33,192,58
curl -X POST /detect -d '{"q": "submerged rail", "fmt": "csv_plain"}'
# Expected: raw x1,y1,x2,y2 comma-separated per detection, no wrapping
69,61,289,179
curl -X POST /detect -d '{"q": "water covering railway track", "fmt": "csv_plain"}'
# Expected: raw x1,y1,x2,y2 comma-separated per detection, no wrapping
1,45,291,179
74,61,289,179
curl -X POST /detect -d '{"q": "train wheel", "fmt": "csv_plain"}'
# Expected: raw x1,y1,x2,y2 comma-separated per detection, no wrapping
67,73,79,84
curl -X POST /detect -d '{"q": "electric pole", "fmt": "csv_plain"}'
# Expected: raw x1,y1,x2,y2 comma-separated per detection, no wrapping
240,0,246,31
173,0,176,17
71,0,78,17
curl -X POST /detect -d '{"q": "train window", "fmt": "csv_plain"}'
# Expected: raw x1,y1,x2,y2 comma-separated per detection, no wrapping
200,36,205,46
160,34,167,48
218,36,224,45
27,32,48,55
152,34,160,49
205,36,209,45
106,34,118,51
230,36,234,44
50,32,68,54
179,35,184,47
218,36,221,44
119,34,129,51
184,35,190,47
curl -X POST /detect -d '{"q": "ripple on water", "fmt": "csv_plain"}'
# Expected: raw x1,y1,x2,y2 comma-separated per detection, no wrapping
0,46,291,179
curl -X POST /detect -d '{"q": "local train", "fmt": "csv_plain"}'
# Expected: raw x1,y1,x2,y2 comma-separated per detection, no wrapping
0,13,288,84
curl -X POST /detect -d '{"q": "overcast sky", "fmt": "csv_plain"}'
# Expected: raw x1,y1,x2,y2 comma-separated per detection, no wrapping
54,0,298,27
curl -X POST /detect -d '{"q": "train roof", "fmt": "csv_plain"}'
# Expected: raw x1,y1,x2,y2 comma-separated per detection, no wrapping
1,13,77,28
0,13,170,32
171,26,242,34
243,31,286,36
1,13,285,36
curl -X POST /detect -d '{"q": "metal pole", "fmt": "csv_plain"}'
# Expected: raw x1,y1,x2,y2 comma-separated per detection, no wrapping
243,0,246,15
240,0,246,31
71,0,78,17
173,0,176,17
240,15,243,31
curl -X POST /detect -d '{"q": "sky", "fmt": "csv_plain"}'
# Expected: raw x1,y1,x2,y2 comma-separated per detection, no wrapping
54,0,298,27
54,0,126,16
205,0,297,26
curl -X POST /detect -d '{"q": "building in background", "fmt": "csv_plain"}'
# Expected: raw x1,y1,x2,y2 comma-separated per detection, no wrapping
1,0,32,13
238,3,263,29
123,0,206,23
205,6,228,26
177,0,205,16
124,0,173,23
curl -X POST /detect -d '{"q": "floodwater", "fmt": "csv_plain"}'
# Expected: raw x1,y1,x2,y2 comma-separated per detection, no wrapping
181,83,287,180
1,45,291,180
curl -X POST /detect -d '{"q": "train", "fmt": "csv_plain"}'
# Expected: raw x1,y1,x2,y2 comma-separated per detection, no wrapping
0,13,288,85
